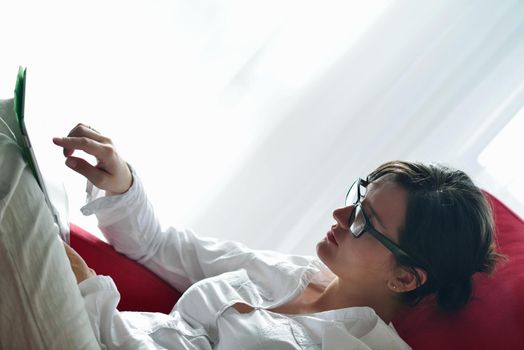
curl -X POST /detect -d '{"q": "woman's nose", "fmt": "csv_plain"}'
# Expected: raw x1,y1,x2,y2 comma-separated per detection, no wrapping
332,205,355,229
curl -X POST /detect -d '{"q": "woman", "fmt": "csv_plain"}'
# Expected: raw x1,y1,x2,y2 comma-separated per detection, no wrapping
53,124,501,349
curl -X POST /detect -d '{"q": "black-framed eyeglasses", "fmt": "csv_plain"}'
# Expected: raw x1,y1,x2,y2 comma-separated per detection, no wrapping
345,178,423,267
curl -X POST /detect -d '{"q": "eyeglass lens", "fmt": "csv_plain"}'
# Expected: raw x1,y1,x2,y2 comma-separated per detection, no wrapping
346,180,367,205
346,180,368,237
350,205,367,237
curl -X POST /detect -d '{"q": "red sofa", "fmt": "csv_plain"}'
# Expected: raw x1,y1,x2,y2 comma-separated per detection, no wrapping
70,191,524,349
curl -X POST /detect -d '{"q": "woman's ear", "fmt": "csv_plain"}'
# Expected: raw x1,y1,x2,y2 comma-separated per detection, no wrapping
388,267,428,293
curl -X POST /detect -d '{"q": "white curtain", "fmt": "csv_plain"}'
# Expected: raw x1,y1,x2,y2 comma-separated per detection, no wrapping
189,0,524,255
1,0,522,255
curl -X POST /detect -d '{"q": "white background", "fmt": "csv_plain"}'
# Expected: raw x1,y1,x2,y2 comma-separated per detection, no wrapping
1,0,523,255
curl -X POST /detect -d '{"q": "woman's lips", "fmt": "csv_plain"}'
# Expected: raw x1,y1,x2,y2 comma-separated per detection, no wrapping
326,231,338,246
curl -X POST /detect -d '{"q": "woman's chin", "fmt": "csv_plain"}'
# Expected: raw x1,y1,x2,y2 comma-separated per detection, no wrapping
316,238,332,262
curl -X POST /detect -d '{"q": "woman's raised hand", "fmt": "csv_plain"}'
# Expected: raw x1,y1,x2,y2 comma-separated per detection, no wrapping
53,123,133,195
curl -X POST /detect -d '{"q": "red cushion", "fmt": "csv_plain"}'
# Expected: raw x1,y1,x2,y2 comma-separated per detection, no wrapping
69,224,182,313
393,192,524,349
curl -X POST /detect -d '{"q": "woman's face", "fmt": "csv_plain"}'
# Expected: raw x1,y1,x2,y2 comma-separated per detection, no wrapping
317,178,408,287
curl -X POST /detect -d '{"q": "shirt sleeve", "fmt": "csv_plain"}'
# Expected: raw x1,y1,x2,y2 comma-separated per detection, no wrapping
78,276,165,350
80,166,321,294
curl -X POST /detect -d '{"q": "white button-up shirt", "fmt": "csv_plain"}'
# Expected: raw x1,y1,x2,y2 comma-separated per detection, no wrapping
79,168,412,350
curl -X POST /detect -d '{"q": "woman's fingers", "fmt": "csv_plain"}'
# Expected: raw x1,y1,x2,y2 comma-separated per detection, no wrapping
63,241,74,256
53,123,133,195
63,243,96,283
64,156,108,187
67,123,107,141
52,136,111,160
56,123,111,157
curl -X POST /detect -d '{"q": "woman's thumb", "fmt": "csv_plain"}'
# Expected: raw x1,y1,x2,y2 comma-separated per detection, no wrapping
65,156,104,186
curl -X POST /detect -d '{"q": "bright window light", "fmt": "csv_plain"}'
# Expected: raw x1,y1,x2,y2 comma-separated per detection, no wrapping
478,106,524,214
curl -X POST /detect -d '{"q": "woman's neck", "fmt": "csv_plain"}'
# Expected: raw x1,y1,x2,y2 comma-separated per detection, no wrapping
309,277,401,324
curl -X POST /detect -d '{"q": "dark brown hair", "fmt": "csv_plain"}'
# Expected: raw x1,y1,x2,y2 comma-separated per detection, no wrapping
367,161,504,311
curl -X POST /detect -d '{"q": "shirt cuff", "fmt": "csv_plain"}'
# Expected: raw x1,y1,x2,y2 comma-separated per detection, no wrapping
78,275,119,297
80,164,144,226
